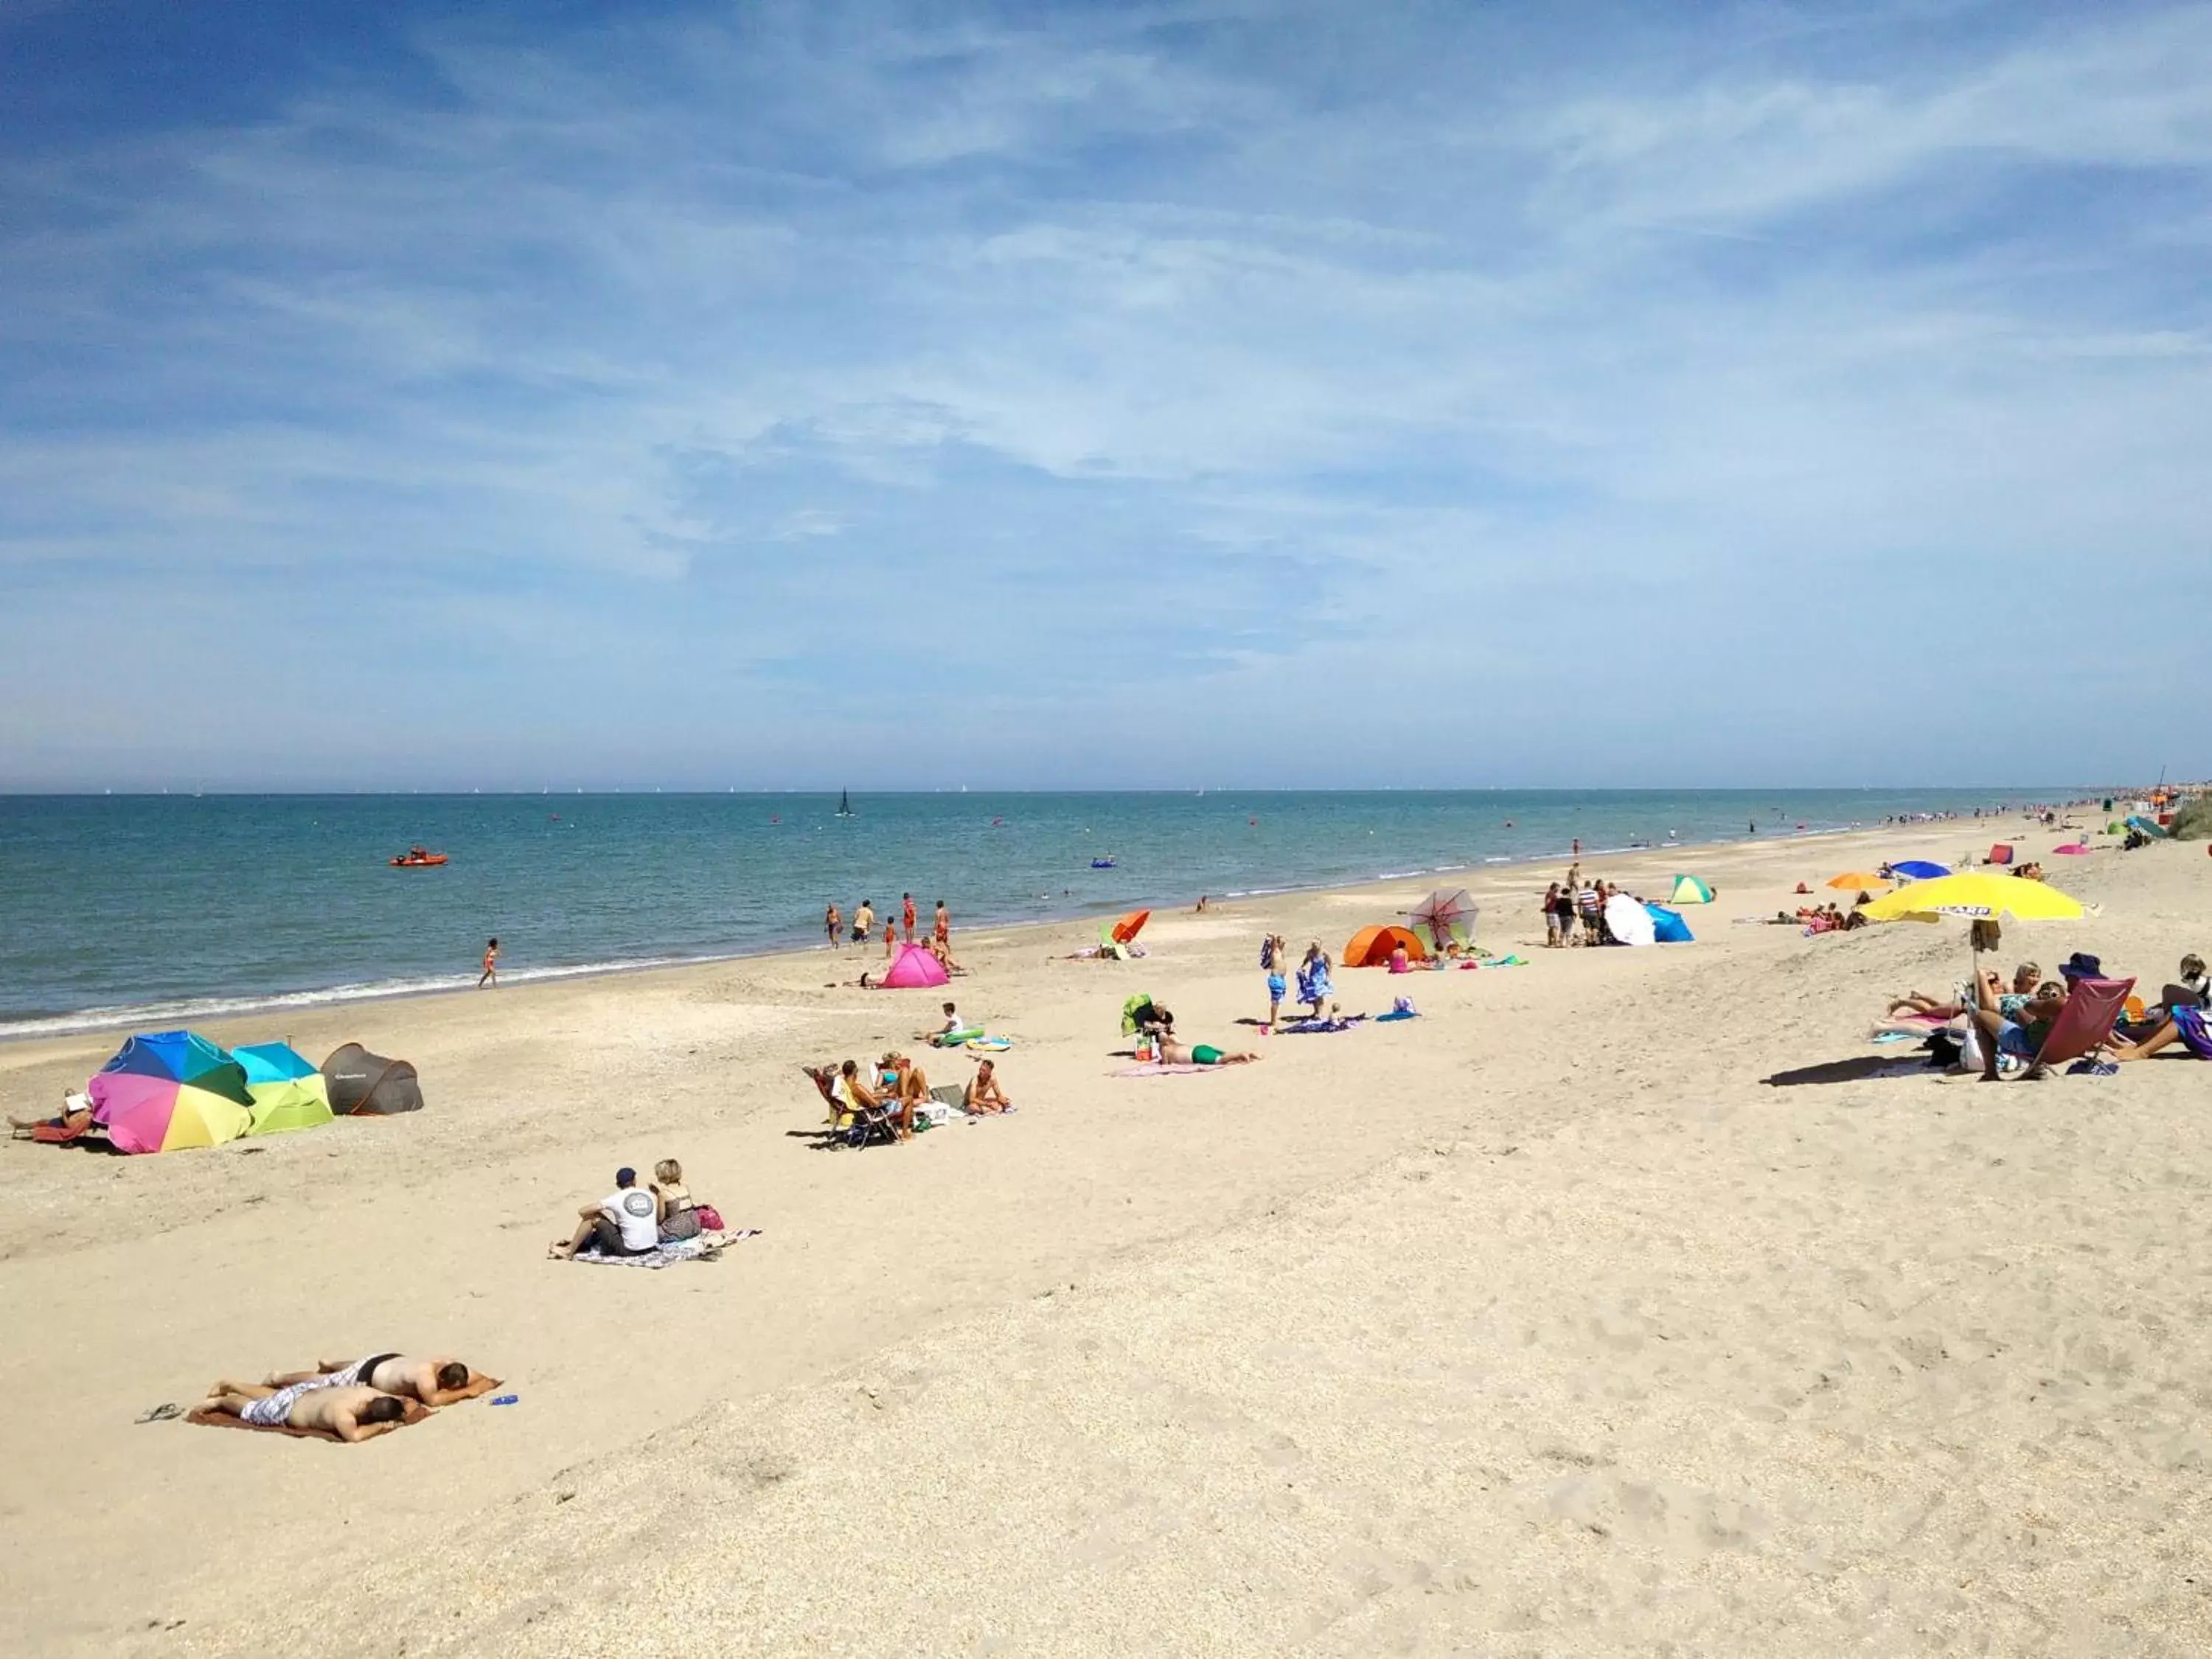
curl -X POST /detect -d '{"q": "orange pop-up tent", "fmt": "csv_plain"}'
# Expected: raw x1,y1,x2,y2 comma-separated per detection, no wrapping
1343,924,1428,967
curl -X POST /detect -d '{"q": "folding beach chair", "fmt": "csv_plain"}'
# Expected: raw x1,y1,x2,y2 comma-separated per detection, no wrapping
801,1065,899,1148
2022,976,2135,1078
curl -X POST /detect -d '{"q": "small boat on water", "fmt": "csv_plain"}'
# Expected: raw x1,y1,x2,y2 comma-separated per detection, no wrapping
1091,857,1116,869
389,846,448,868
836,789,853,818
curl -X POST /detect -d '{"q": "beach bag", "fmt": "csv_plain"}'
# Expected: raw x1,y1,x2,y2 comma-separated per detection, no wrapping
695,1204,724,1234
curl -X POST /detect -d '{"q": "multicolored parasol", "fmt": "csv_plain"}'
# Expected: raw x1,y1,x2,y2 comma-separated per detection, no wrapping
89,1029,255,1155
1405,888,1478,949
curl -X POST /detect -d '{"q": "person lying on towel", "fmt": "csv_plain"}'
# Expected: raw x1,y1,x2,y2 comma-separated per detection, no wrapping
1155,1037,1262,1067
265,1354,486,1407
199,1379,409,1441
8,1090,94,1141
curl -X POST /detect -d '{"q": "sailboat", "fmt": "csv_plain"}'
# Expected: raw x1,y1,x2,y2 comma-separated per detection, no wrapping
836,789,852,818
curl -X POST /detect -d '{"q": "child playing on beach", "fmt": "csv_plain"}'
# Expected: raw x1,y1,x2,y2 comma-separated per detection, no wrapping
1262,934,1287,1028
934,899,950,945
478,938,499,989
902,894,917,942
825,903,841,950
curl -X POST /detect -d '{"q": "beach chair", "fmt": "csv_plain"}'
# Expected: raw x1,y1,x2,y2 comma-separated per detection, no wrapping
2020,977,2135,1079
801,1065,899,1148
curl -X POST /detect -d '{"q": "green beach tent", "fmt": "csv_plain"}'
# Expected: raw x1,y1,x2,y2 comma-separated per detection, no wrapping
234,1041,338,1137
1669,874,1714,905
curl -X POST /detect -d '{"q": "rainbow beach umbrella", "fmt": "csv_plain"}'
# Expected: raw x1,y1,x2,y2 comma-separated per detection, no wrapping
88,1029,254,1155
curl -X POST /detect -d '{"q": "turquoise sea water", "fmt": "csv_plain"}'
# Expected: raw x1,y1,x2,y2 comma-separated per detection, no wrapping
0,788,2080,1035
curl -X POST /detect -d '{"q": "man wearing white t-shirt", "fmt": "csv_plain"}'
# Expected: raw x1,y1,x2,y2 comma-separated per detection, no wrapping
550,1166,662,1259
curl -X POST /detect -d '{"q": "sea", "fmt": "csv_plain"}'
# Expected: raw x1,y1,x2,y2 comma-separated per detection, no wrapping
0,788,2081,1037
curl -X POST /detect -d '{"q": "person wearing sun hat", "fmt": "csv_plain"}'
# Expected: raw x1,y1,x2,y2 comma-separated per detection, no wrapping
2058,952,2105,985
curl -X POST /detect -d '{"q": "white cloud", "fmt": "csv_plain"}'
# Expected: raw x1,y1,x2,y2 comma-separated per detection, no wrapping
2,0,2209,785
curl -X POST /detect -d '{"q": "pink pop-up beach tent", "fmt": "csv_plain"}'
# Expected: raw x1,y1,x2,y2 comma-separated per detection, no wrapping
878,942,950,989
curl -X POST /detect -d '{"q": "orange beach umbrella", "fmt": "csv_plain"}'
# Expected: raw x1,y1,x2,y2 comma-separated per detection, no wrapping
1826,872,1890,891
1110,909,1150,944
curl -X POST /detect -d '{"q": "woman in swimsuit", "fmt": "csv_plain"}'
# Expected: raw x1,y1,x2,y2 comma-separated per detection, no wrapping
654,1158,701,1239
825,904,841,950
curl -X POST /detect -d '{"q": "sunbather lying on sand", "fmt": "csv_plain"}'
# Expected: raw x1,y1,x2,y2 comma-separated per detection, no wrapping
199,1380,408,1441
8,1091,92,1139
1155,1038,1261,1067
267,1354,482,1406
1888,965,2033,1020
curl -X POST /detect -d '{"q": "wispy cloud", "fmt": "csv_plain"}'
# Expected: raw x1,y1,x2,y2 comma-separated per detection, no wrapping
2,0,2208,787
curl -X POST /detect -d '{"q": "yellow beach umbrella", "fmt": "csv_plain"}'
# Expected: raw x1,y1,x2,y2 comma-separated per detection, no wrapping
1857,872,2083,924
1827,872,1890,891
1858,872,2086,984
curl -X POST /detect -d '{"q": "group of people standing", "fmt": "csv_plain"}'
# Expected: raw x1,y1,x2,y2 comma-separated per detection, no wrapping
1540,867,1618,947
824,894,950,954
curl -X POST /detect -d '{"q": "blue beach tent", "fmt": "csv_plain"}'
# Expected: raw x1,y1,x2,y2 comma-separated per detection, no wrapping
1644,904,1694,944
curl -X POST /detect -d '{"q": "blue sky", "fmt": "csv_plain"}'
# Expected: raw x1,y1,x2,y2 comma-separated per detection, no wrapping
4,0,2208,790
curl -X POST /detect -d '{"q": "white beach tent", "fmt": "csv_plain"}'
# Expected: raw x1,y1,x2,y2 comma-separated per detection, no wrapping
1603,893,1657,947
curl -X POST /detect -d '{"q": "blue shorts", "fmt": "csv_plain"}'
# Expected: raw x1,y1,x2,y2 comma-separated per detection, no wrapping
1996,1020,2037,1058
1267,975,1286,999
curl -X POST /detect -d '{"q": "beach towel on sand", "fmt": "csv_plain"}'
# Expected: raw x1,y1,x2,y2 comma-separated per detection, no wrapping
567,1228,760,1269
1112,1063,1229,1078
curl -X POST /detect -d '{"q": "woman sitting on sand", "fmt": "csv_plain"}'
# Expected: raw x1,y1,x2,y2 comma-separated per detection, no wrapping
654,1158,702,1241
1155,1037,1262,1067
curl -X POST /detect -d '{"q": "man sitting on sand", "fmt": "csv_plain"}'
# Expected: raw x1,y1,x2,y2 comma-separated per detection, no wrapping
268,1354,483,1407
964,1058,1012,1113
549,1167,661,1259
198,1380,410,1441
1155,1037,1262,1067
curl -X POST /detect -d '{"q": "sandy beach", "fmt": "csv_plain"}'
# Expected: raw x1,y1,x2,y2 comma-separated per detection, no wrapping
4,818,2210,1656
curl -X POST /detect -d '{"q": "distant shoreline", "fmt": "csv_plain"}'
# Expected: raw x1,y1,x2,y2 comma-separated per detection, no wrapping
0,801,2091,1042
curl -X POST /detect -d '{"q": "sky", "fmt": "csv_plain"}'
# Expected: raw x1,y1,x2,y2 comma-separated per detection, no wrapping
3,0,2208,791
